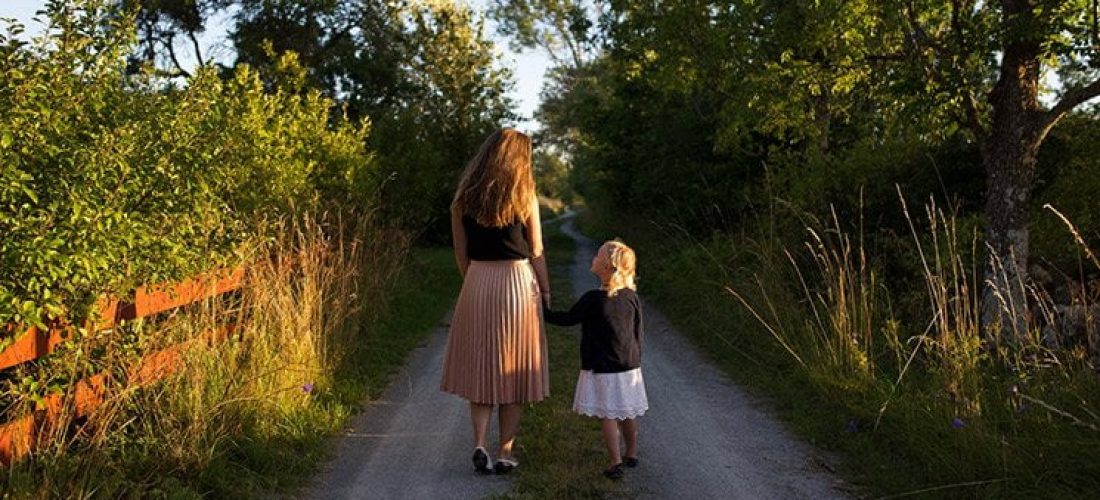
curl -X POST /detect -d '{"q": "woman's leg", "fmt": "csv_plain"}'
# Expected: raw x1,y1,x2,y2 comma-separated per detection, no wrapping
470,403,493,450
619,418,638,459
498,403,523,458
600,418,623,466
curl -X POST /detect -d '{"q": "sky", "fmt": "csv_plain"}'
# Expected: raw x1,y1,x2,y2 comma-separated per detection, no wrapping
1,0,552,131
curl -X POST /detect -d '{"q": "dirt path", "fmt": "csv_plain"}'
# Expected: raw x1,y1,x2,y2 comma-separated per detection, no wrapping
302,313,513,499
559,218,851,499
303,216,850,499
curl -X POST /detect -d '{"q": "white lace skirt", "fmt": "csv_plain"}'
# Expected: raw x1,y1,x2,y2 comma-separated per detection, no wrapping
573,368,649,420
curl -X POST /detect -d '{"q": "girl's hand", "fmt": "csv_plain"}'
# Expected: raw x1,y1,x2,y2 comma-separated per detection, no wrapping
540,291,551,308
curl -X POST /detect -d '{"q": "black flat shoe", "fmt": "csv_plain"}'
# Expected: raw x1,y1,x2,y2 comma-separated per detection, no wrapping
603,463,624,480
472,447,492,474
624,457,639,468
494,458,519,474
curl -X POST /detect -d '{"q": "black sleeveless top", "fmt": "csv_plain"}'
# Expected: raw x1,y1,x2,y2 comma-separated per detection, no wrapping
463,215,531,261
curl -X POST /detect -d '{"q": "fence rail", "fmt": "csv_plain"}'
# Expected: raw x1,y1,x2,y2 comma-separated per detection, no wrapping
0,267,246,465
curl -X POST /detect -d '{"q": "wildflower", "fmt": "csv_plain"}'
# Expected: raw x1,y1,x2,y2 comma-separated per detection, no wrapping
952,417,966,429
302,382,315,393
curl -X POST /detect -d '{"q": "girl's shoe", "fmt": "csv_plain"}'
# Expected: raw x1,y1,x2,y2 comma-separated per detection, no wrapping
472,447,492,474
494,457,519,474
603,463,624,480
624,457,639,468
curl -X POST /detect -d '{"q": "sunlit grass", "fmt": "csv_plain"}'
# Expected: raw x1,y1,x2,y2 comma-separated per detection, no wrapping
1,216,464,498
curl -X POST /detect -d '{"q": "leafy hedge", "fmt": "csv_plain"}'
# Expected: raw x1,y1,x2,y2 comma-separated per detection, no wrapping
0,4,375,330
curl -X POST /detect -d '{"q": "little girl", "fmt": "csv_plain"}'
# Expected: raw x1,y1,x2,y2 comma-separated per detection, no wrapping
544,239,648,480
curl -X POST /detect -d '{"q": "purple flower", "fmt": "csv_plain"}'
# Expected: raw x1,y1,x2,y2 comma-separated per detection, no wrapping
952,417,966,429
302,382,315,394
845,419,859,433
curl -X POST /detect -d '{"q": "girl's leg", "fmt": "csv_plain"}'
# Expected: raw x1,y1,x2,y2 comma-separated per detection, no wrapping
600,419,623,466
470,403,493,450
619,418,638,459
498,403,523,459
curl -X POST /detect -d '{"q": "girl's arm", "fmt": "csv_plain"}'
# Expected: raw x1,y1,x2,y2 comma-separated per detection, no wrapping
526,195,551,304
544,293,590,326
451,206,469,278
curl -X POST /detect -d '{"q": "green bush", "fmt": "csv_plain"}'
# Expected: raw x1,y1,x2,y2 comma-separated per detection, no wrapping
0,3,374,328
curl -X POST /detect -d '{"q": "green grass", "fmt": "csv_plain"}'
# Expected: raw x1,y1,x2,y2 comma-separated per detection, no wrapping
1,245,461,499
193,245,462,497
576,209,1100,499
251,245,462,494
332,246,461,404
507,220,629,499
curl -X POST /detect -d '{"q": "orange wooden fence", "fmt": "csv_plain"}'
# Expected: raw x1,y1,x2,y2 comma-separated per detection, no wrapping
0,267,246,465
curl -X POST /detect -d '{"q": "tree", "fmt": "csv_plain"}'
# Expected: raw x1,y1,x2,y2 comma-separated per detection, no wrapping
873,0,1100,336
487,0,602,70
229,0,413,117
123,0,516,238
523,0,1100,339
533,148,574,203
375,0,515,236
124,0,231,77
603,0,1100,336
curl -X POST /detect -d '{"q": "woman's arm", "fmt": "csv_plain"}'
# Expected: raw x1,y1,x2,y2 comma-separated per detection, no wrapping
451,206,469,277
526,196,551,304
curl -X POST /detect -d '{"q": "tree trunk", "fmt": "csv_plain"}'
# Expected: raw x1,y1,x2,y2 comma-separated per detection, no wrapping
979,0,1046,342
980,124,1043,341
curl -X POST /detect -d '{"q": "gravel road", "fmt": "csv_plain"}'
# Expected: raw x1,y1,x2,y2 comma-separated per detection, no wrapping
302,216,851,499
301,311,513,500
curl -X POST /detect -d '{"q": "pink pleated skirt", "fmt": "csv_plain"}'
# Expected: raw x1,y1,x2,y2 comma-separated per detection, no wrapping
440,259,549,404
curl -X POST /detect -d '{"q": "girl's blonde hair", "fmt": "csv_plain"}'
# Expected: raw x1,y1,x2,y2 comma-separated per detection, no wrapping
452,128,535,228
603,240,637,297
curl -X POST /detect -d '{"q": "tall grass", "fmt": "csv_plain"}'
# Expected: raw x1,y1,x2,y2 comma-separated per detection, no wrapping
2,214,410,498
588,191,1100,498
729,205,881,393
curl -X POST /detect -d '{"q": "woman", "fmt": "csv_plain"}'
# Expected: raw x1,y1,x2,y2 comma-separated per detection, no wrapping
440,128,551,475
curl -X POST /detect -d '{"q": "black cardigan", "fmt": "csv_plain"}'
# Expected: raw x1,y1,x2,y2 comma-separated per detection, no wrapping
544,289,644,373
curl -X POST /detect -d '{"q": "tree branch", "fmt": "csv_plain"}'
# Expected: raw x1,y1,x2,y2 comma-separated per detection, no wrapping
962,90,988,143
187,30,205,67
1044,77,1100,126
161,33,192,79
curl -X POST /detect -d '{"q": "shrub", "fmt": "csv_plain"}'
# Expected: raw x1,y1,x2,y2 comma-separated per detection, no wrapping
0,3,375,329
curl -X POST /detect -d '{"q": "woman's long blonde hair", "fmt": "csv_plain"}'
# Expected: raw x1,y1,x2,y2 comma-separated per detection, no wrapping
452,129,535,227
604,240,637,297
